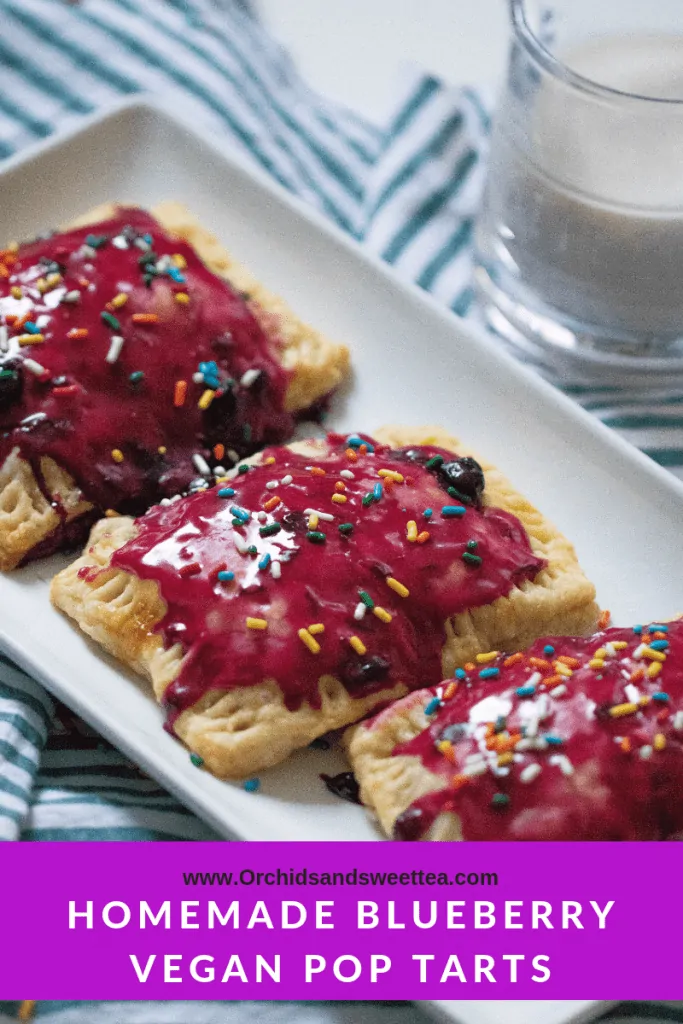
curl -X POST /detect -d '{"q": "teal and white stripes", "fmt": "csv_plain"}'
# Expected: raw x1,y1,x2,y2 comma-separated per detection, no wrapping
1,0,683,847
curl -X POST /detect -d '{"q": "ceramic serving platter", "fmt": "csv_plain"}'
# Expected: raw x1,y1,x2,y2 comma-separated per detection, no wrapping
1,96,682,1023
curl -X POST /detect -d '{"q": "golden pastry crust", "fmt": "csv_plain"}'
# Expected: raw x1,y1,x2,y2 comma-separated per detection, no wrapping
51,428,598,780
0,202,349,570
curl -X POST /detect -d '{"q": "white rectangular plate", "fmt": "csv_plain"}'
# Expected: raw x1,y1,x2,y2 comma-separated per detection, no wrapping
6,95,675,1024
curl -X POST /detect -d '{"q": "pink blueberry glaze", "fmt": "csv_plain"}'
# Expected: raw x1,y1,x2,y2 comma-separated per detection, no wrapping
0,209,294,555
390,621,683,841
108,434,545,726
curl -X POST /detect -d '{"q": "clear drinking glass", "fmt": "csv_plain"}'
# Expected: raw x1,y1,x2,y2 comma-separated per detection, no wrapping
474,0,683,384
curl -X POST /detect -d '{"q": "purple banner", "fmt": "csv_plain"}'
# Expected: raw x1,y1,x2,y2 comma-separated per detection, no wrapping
1,842,680,1000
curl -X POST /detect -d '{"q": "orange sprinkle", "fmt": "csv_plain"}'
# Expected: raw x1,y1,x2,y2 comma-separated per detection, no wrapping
345,448,357,461
485,722,496,738
173,380,188,407
213,443,225,461
557,655,580,668
653,630,668,640
443,681,458,700
598,609,612,629
451,774,469,791
464,662,475,673
437,740,456,763
78,277,91,288
132,312,159,324
264,495,281,512
657,708,670,722
503,652,524,668
416,531,430,544
67,328,89,340
529,657,551,670
309,466,326,476
630,667,645,682
496,733,522,753
620,737,631,754
0,264,9,279
334,481,346,492
359,444,368,454
544,674,562,688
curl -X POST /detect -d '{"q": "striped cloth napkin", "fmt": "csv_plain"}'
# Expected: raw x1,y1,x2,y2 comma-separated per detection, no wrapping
1,2,683,1020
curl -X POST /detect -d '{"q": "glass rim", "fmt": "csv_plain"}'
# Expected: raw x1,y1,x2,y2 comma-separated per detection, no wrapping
509,0,683,106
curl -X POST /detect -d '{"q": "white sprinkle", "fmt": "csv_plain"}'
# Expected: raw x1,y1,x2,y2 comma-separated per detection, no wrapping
79,244,96,259
549,754,574,776
520,763,542,784
156,255,172,272
673,711,683,731
233,534,248,554
549,683,567,699
462,761,488,779
134,237,150,251
0,325,8,351
23,358,46,376
227,449,239,463
105,335,125,364
633,643,646,660
213,466,226,477
515,738,533,752
532,737,548,750
112,235,128,250
526,671,542,688
281,474,293,486
240,368,261,388
625,683,641,705
62,290,81,303
604,642,616,657
640,745,653,760
270,561,281,579
535,693,551,721
340,469,355,480
192,453,211,477
257,511,268,523
354,602,366,621
465,752,486,766
265,480,279,490
192,372,204,384
304,507,334,522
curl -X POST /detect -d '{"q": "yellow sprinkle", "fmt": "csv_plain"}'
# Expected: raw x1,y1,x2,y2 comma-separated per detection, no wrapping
264,456,276,465
111,292,128,308
104,509,119,518
17,333,44,345
386,576,409,599
654,733,667,751
331,493,347,504
497,752,514,767
437,739,456,763
158,446,167,455
612,641,628,650
308,513,319,530
111,448,124,463
10,286,22,299
46,272,61,287
589,658,605,670
246,617,268,630
175,292,190,305
475,650,499,664
308,623,325,635
349,635,367,656
647,661,662,679
172,253,187,269
639,695,651,707
373,606,392,623
609,702,638,718
642,646,666,662
198,389,216,410
555,662,574,677
7,241,18,253
298,627,320,654
35,276,48,293
406,520,418,542
378,469,404,483
593,648,607,659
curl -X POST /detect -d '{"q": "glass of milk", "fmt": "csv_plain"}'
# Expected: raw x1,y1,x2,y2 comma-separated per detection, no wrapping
474,0,683,383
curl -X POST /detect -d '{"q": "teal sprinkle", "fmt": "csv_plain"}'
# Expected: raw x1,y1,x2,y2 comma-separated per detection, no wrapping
347,436,364,448
373,482,383,500
442,505,466,517
167,266,186,283
100,311,120,331
633,625,643,634
230,505,250,522
462,551,482,567
423,508,433,518
545,735,563,746
259,522,281,538
189,752,204,768
652,692,670,702
358,590,374,609
650,639,669,651
307,530,326,543
543,644,555,656
22,321,40,334
516,684,535,697
424,697,442,715
258,553,271,570
244,778,261,793
218,488,235,498
129,371,144,384
86,233,108,249
479,667,499,680
455,668,466,680
494,716,506,733
217,571,234,582
650,624,668,632
425,455,443,469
